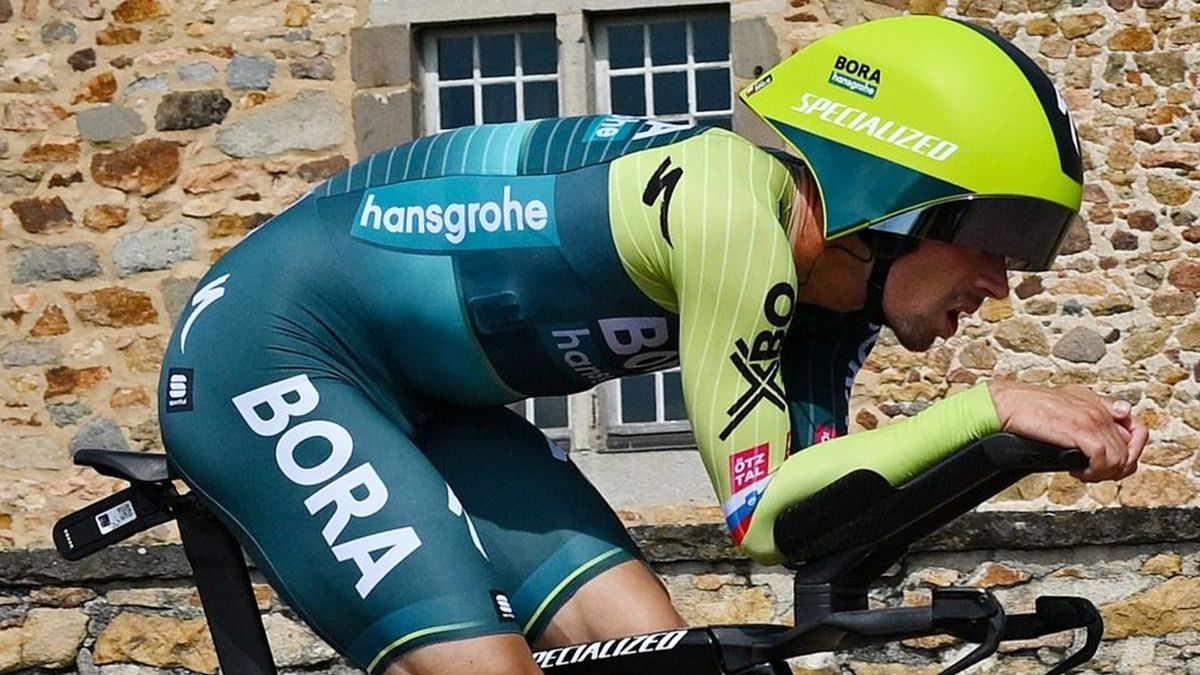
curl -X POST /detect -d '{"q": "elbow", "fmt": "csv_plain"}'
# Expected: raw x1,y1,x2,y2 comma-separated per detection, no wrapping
736,516,786,566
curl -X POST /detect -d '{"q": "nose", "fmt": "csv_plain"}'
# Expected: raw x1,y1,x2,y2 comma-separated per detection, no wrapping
978,253,1010,299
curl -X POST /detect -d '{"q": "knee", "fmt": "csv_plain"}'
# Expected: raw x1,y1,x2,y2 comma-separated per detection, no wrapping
383,634,543,675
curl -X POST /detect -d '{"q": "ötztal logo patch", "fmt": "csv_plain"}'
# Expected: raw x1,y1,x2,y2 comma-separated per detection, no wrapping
731,443,770,493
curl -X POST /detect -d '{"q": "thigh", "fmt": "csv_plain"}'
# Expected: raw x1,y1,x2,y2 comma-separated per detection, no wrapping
417,405,646,641
163,370,523,673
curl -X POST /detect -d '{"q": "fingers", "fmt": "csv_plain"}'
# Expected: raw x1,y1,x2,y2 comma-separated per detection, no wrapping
1109,398,1132,420
1123,419,1150,478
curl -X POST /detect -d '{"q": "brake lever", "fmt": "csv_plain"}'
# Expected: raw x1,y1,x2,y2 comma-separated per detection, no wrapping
930,588,1006,675
1001,596,1103,675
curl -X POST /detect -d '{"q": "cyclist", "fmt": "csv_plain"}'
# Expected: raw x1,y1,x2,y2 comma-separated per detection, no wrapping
158,15,1147,675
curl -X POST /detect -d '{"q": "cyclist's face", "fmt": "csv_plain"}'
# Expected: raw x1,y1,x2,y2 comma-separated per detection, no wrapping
883,240,1010,351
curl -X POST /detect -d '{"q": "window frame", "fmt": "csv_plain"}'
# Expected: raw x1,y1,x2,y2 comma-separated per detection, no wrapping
591,8,733,126
420,21,562,134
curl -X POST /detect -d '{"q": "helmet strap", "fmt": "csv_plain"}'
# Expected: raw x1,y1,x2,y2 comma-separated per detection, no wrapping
860,231,919,325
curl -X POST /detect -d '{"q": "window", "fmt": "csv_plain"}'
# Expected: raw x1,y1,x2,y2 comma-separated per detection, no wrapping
615,370,687,425
422,25,560,133
595,9,730,448
506,397,570,433
593,11,732,129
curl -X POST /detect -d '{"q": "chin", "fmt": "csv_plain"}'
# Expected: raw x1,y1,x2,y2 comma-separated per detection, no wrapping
888,317,938,352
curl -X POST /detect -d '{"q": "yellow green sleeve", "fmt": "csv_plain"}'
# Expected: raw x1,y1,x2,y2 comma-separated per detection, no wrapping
740,382,1003,564
608,129,798,547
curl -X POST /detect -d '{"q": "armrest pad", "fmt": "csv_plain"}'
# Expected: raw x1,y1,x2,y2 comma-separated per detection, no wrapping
774,434,1084,565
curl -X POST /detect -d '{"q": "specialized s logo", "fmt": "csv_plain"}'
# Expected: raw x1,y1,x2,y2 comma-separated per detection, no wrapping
180,274,230,355
642,157,683,247
719,282,795,440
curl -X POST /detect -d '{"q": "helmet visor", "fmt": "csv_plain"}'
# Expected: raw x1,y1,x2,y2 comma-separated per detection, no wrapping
869,196,1078,271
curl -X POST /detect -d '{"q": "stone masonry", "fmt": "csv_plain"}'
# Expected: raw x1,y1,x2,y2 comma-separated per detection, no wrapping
0,0,1199,672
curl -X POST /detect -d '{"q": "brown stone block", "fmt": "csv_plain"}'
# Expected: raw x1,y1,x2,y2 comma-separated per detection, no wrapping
44,365,110,397
960,0,1001,17
1119,469,1197,507
978,297,1014,321
284,1,311,27
853,409,879,431
1025,16,1057,36
91,138,181,196
1141,553,1183,576
29,587,97,607
1151,291,1196,316
1148,104,1187,125
1099,86,1132,107
958,341,997,370
183,160,246,195
909,0,946,13
21,136,80,163
82,204,129,232
11,196,74,233
3,608,90,669
119,335,163,373
677,585,775,625
1089,480,1119,505
1142,443,1192,468
95,22,141,45
112,0,169,23
1141,149,1198,170
206,212,269,238
297,155,349,182
110,385,149,408
1168,259,1200,292
1123,325,1171,363
970,562,1032,588
30,304,69,337
2,100,68,131
993,473,1049,502
1106,143,1136,171
95,613,217,673
1047,473,1086,505
995,319,1050,355
72,70,117,104
1102,576,1200,638
1059,12,1105,39
47,171,84,188
66,287,158,327
1058,217,1091,255
1109,26,1155,51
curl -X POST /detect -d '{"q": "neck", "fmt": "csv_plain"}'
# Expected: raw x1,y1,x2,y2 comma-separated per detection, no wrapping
789,168,873,313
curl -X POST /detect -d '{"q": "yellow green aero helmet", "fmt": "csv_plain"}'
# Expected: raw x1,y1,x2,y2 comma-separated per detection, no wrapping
740,15,1083,270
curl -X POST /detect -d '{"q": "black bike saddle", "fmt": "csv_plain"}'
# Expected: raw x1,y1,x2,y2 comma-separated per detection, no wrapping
73,449,175,483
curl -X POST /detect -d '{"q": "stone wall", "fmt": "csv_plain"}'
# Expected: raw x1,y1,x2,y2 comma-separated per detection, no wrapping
0,0,362,551
1,0,1200,673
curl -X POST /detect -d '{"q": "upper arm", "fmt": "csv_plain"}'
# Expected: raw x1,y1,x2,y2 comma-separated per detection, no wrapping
664,135,798,544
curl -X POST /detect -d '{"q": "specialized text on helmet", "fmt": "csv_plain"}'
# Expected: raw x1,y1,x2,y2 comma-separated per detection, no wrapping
793,93,959,162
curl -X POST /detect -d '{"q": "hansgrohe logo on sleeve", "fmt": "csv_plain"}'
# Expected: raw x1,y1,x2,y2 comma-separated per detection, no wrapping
351,175,560,251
